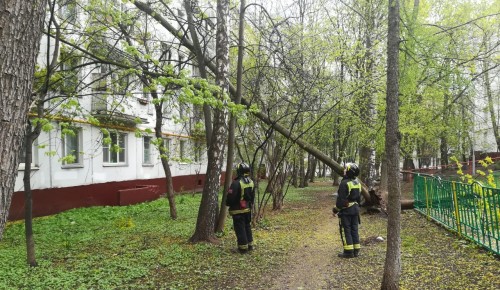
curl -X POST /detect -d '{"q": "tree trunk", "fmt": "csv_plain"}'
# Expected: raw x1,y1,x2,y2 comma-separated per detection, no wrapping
189,0,229,243
380,153,388,193
23,123,38,267
160,157,177,219
0,0,46,240
381,0,402,289
291,160,298,187
308,155,317,183
271,171,286,211
358,0,378,191
359,146,377,189
299,151,306,188
216,0,246,233
183,0,213,146
152,89,177,219
440,61,451,168
402,157,415,182
484,38,500,151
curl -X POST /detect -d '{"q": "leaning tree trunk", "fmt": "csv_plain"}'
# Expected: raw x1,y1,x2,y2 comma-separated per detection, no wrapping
189,0,229,243
0,0,46,240
381,0,402,288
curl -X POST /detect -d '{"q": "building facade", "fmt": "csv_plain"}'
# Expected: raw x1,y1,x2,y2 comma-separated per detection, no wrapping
9,0,221,220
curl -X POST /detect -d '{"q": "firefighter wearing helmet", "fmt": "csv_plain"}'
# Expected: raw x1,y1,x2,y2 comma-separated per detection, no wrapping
226,162,255,253
333,162,361,258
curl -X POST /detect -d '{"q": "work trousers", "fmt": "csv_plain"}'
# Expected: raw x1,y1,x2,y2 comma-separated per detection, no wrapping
232,212,253,250
339,214,360,253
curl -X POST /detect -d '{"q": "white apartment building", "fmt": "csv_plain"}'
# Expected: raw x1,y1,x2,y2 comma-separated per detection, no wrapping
9,0,219,220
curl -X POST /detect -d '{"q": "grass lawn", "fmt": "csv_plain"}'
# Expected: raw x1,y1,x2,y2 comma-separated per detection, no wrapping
0,180,498,289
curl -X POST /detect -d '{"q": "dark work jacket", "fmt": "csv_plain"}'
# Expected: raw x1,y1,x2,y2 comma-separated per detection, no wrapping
226,175,255,216
335,176,361,216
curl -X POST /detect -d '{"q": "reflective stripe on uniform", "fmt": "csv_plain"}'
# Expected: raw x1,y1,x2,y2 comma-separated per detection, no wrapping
347,180,361,192
229,208,250,215
240,179,254,191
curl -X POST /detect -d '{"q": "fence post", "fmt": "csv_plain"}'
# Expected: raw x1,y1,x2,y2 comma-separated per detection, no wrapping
452,181,462,237
424,177,430,220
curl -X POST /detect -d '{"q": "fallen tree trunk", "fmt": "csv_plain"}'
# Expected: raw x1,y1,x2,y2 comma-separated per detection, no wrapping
401,199,414,210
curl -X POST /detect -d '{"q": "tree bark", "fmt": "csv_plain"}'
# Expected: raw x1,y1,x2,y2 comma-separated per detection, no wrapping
0,0,47,240
152,90,177,220
184,0,213,146
216,0,246,233
381,0,402,289
23,122,38,267
358,2,378,190
189,0,229,243
483,37,499,151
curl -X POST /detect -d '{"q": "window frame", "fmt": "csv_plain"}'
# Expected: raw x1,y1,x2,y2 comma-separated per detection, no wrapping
179,139,187,163
193,140,203,163
103,131,127,166
160,138,171,160
61,127,83,168
143,136,153,166
18,138,39,171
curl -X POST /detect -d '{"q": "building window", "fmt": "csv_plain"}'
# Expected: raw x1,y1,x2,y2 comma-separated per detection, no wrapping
103,132,127,165
143,136,152,165
179,140,187,160
160,138,171,160
179,103,186,119
91,72,108,92
59,48,81,95
58,0,78,24
62,128,83,167
191,64,199,77
193,140,203,163
19,138,38,170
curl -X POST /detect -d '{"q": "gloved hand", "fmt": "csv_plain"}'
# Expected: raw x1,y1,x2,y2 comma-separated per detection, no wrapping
332,207,339,215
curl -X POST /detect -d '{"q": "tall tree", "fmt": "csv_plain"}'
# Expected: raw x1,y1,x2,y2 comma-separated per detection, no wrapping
381,0,401,288
0,0,47,240
22,0,63,266
216,0,246,232
189,0,229,243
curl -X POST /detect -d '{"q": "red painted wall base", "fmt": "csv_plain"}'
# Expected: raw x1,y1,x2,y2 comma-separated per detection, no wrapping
8,173,225,221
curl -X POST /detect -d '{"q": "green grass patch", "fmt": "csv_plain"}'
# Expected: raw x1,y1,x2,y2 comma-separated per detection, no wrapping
0,183,326,289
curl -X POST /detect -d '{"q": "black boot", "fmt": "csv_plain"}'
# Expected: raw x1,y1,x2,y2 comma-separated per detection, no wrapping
238,248,249,254
354,249,360,257
338,251,354,258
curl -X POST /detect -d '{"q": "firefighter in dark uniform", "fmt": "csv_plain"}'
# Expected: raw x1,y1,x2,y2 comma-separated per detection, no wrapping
333,163,361,258
226,162,255,253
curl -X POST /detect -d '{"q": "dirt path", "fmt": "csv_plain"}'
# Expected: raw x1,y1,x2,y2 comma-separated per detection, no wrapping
268,190,341,290
251,182,500,290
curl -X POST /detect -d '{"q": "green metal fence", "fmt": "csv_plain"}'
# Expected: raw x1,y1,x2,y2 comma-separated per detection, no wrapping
413,174,500,255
